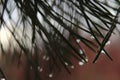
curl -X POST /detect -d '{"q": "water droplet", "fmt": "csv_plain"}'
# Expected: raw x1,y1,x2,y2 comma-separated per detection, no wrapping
37,66,40,70
1,78,5,80
39,67,43,72
106,41,111,45
78,61,84,66
90,35,95,39
85,58,88,62
101,50,105,54
76,39,80,43
43,55,46,60
79,49,83,54
64,62,68,66
49,73,53,78
30,66,32,70
70,65,75,69
46,56,50,61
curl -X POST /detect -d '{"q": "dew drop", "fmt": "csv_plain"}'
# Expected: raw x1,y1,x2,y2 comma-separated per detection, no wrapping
106,41,111,45
49,73,53,78
81,59,85,62
78,61,84,66
37,66,40,70
39,67,43,72
76,39,80,43
64,62,68,66
30,66,32,70
85,58,88,62
70,65,75,69
1,78,5,80
46,56,50,61
43,55,46,60
101,50,105,54
90,35,95,39
79,49,83,54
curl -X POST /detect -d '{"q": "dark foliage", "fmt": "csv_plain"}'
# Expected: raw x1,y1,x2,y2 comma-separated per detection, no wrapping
0,0,120,80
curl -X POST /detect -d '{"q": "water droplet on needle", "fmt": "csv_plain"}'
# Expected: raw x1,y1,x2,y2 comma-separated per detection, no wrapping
90,35,95,39
70,65,75,69
49,73,53,78
1,78,5,80
76,39,80,43
78,61,84,66
39,67,43,72
79,49,83,54
106,41,111,45
101,50,105,54
64,62,68,66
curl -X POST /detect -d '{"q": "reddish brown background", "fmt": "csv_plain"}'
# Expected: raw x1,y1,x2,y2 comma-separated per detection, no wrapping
1,34,120,80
